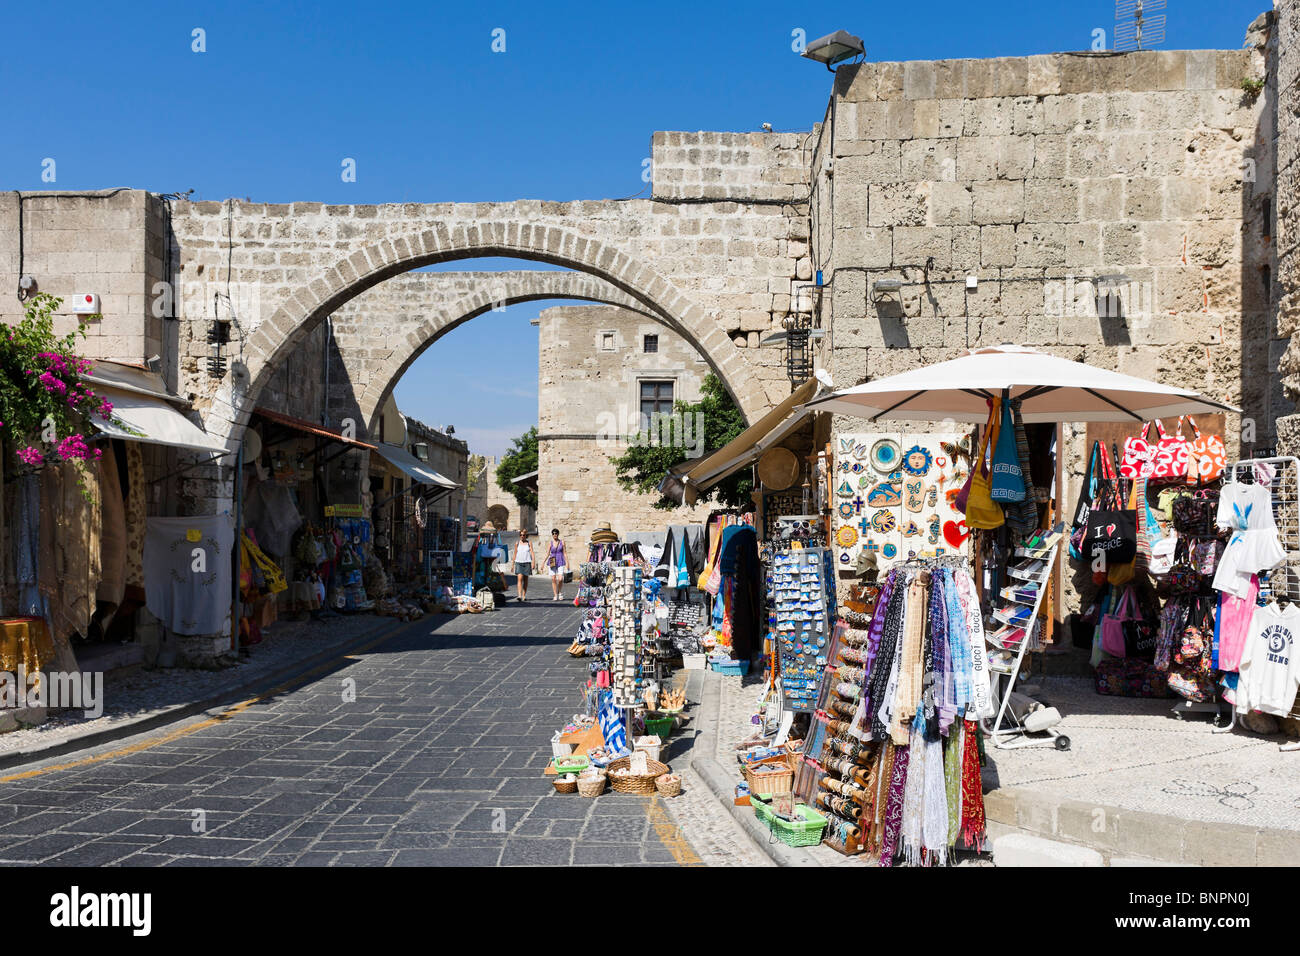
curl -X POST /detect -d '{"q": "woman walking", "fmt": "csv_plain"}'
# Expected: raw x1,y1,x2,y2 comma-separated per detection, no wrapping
513,530,536,602
546,528,568,601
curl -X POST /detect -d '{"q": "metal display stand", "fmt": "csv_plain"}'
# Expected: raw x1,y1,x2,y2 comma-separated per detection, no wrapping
1209,456,1300,750
983,535,1069,750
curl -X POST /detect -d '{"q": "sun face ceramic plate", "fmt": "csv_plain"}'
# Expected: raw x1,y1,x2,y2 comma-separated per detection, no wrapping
870,439,901,474
901,444,933,477
835,525,859,548
838,501,856,519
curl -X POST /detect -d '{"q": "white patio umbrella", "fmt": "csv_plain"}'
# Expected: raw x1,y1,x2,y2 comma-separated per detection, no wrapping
803,344,1238,424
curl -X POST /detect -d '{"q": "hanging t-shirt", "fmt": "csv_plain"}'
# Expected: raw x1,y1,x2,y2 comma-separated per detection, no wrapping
1216,575,1259,673
1235,602,1300,717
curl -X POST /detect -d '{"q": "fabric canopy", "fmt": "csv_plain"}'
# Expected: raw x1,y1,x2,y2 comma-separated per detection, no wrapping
371,442,458,489
661,378,819,505
254,407,376,450
91,386,230,454
805,344,1239,424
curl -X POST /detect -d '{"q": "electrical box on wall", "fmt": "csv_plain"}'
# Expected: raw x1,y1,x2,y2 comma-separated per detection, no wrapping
70,293,100,314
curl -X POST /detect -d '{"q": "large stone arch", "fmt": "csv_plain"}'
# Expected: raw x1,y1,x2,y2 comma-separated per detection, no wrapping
334,270,664,433
221,221,769,446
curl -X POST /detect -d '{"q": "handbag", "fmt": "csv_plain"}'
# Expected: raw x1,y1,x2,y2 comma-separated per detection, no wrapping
1100,587,1140,657
1094,657,1174,698
989,399,1027,503
1121,592,1158,661
1184,417,1226,485
1069,441,1103,560
1120,422,1158,480
955,405,997,515
1082,477,1137,566
1148,418,1190,483
964,402,1006,530
1149,531,1177,576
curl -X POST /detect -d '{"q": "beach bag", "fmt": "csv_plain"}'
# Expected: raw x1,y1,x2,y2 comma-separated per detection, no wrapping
1004,399,1040,533
989,399,1027,503
964,403,1006,530
1122,591,1158,661
1148,418,1190,483
1099,658,1167,697
1120,422,1158,480
1149,531,1177,576
1094,657,1173,698
1184,417,1226,485
1100,587,1140,657
1082,477,1137,566
955,402,997,515
1069,441,1104,560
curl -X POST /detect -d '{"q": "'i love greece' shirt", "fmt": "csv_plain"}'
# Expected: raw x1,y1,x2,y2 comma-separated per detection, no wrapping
1236,602,1300,717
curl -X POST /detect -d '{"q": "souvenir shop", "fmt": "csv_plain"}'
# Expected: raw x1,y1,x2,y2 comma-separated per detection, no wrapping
709,345,1248,863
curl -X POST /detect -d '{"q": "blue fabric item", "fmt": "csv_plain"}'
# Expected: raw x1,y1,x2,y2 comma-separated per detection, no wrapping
1212,591,1223,671
598,690,627,752
941,569,972,722
12,473,46,619
718,525,756,575
990,401,1026,502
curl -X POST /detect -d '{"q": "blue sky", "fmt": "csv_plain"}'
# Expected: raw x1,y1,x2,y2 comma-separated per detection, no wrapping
2,0,1268,454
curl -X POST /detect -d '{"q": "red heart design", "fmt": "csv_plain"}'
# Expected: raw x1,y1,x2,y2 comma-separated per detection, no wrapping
1106,523,1116,536
943,519,970,548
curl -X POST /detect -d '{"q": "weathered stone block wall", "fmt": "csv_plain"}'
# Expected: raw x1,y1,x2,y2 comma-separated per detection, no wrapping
1274,0,1300,457
821,41,1276,498
651,130,811,203
536,304,714,543
0,190,166,367
465,454,536,532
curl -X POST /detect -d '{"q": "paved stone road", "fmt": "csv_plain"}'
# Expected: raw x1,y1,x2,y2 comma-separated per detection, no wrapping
0,600,702,866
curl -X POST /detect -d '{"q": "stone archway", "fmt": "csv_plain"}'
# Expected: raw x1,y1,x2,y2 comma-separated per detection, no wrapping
192,217,775,448
329,269,662,434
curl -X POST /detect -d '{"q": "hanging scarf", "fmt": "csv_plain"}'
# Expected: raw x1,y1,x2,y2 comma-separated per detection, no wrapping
891,575,927,743
956,569,994,719
959,718,987,850
921,734,949,866
899,731,927,865
867,575,908,740
942,569,973,722
877,739,910,867
852,570,899,739
944,719,965,845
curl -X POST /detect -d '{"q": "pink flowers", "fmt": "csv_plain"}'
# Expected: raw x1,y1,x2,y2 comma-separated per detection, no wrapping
55,434,95,461
17,446,44,466
97,399,113,416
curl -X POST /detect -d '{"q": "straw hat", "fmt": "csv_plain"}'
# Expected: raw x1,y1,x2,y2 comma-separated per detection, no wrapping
590,520,620,544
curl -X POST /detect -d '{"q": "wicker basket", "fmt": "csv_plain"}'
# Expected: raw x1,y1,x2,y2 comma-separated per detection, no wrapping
743,761,794,798
553,776,579,794
654,773,682,797
607,755,669,795
577,772,607,798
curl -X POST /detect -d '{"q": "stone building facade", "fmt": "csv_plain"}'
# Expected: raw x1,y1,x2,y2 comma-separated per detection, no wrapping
464,454,535,533
535,304,715,543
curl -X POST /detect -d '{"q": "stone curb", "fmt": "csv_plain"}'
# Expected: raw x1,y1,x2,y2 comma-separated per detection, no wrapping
0,615,414,774
982,783,1300,867
685,669,822,867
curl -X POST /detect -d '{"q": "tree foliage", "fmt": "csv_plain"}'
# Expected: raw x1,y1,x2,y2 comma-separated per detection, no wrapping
609,373,751,511
496,426,539,510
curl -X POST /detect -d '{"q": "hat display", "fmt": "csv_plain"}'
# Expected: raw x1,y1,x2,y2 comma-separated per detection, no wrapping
589,521,620,544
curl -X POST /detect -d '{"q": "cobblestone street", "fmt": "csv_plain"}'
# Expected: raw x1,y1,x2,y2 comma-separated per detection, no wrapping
0,600,750,867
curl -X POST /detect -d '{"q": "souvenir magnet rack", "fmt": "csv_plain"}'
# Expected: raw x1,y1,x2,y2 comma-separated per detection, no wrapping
1210,456,1300,750
983,535,1068,750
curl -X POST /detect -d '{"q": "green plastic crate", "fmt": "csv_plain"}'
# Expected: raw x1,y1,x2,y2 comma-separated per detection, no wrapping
751,796,828,847
644,715,673,739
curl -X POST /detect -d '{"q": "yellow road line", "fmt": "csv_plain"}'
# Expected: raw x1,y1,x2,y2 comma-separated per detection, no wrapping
0,625,404,784
647,793,703,866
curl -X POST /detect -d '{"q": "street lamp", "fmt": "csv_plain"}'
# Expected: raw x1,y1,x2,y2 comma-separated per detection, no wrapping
800,30,865,71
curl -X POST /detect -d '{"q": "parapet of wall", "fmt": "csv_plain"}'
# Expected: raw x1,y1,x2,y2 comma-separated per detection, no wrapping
651,130,811,204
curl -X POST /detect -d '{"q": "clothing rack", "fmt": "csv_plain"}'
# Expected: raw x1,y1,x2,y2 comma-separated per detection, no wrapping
1211,456,1300,749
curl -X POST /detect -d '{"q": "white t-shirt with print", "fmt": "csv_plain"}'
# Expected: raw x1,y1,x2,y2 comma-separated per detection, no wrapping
1236,602,1300,717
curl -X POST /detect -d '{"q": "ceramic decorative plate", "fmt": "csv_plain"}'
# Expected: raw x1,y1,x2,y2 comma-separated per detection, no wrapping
865,477,902,509
836,525,859,549
882,542,898,559
903,479,926,514
871,510,896,533
870,439,901,474
837,479,854,497
852,441,868,460
901,444,933,477
838,501,856,519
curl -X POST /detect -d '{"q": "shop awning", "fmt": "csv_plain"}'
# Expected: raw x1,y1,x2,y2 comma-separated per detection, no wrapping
91,386,230,455
253,407,377,450
371,442,458,489
83,360,183,404
511,470,539,492
660,378,819,506
805,344,1240,423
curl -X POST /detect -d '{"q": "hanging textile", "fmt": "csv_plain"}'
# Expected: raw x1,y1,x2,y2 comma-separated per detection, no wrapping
123,441,146,590
97,447,128,608
142,515,235,636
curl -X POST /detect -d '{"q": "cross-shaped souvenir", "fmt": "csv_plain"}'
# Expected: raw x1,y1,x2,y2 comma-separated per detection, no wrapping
851,496,863,513
863,540,880,556
858,516,872,536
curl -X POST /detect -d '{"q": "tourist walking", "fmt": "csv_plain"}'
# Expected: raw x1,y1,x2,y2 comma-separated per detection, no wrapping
546,529,568,601
513,530,536,602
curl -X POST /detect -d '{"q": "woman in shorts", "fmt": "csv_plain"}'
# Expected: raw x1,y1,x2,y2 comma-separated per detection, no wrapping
513,530,536,602
545,528,568,601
